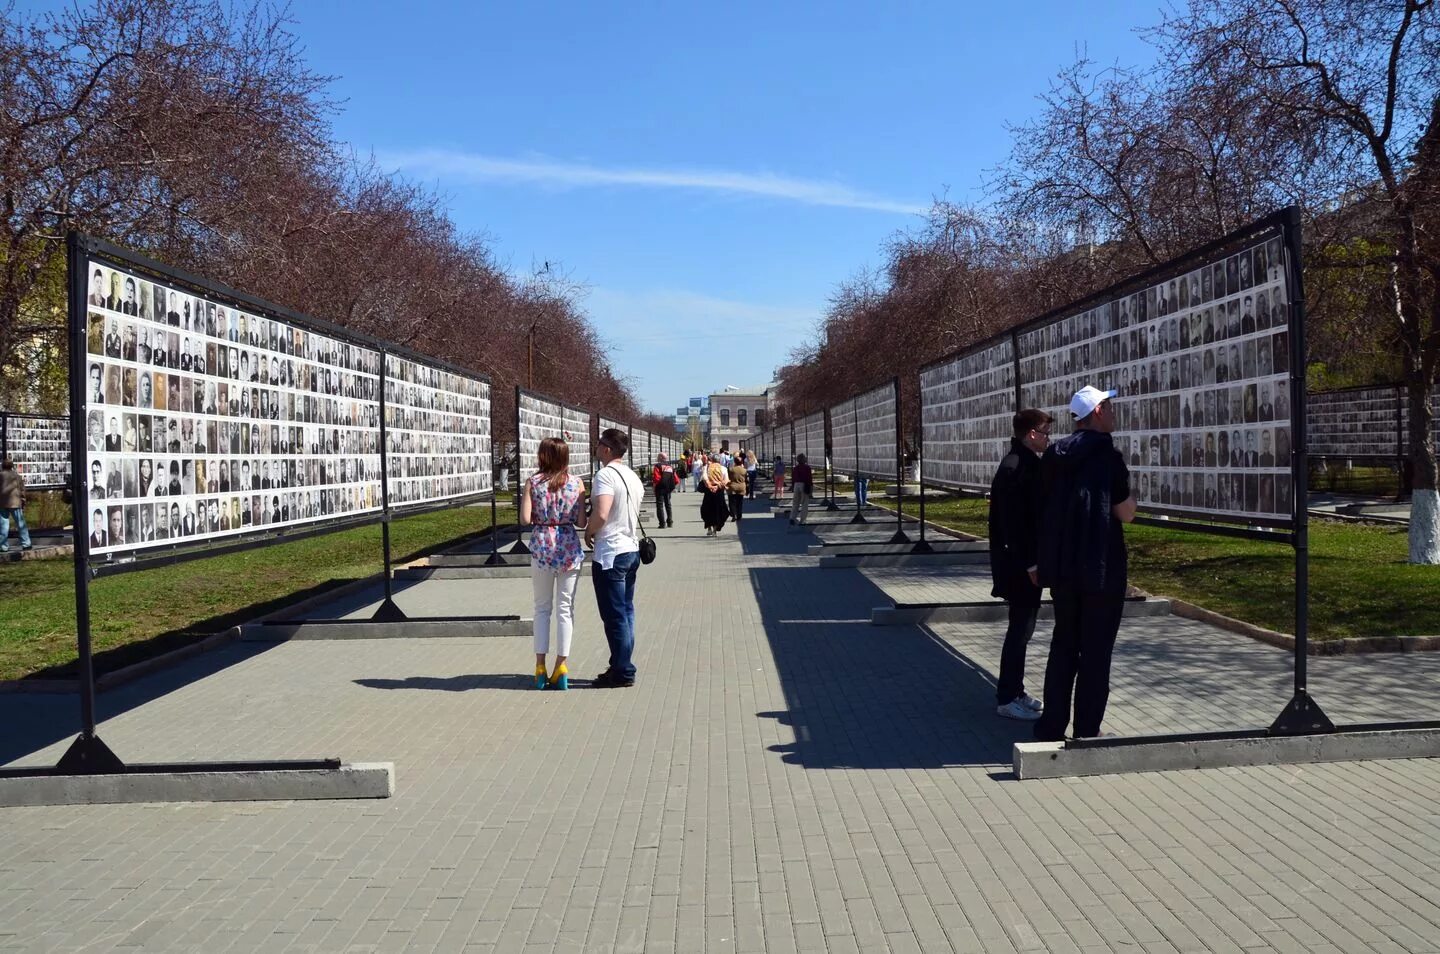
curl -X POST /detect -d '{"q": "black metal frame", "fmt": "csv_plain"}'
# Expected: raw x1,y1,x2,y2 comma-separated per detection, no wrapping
909,209,1332,738
0,411,71,490
54,233,503,774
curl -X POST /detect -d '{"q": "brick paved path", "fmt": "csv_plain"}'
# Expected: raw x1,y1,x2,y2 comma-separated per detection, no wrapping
2,492,1439,952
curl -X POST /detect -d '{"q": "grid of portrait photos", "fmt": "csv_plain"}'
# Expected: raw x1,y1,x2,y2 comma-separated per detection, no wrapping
82,257,383,556
631,428,652,463
2,414,70,488
919,338,1016,490
829,399,859,473
384,353,492,508
794,411,825,465
1306,387,1406,458
1016,234,1293,521
518,392,592,482
855,382,898,479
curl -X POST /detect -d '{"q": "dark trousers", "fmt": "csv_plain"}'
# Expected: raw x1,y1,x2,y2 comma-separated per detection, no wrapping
1033,589,1125,741
996,589,1041,706
728,491,745,522
593,551,639,679
654,488,672,527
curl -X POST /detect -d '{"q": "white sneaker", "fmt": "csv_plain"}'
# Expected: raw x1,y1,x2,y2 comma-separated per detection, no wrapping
997,699,1041,721
1017,693,1043,712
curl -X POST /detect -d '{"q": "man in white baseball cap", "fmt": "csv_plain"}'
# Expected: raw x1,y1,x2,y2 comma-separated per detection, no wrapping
1032,384,1136,741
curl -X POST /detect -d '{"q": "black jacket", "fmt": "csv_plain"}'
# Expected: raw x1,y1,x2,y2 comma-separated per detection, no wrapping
1037,429,1130,595
988,438,1042,601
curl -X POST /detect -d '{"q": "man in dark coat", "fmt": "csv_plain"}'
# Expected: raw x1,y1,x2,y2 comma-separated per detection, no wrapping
988,408,1054,721
1034,386,1136,742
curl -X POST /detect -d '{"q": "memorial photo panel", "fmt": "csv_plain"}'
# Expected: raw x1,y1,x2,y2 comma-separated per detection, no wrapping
3,415,69,489
920,338,1015,491
82,256,383,557
855,382,898,479
385,353,492,509
1015,233,1294,521
517,391,566,480
829,399,858,474
794,412,824,464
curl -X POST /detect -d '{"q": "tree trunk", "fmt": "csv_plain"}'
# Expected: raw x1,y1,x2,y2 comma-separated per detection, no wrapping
1406,367,1439,564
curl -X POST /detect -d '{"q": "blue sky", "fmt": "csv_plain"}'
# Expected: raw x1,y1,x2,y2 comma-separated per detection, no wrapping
48,1,1168,415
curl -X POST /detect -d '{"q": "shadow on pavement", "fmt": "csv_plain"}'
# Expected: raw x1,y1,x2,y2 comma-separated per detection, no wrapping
0,641,275,767
740,515,1027,769
356,674,535,692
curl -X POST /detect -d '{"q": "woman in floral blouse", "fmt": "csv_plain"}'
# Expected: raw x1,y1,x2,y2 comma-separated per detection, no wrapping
519,437,588,689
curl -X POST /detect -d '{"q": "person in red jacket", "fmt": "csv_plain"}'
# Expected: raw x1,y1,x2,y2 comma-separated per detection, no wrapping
651,453,679,528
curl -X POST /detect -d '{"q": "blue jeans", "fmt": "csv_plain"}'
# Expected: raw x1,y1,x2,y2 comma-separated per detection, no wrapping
0,507,30,549
854,476,869,507
593,550,639,679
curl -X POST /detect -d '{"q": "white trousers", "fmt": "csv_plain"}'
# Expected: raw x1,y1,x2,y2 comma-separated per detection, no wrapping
532,565,581,655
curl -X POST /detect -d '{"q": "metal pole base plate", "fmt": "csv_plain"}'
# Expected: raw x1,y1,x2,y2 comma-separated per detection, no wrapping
508,539,531,555
1269,691,1334,736
849,512,869,524
370,598,408,623
887,530,912,544
910,540,934,554
55,734,127,775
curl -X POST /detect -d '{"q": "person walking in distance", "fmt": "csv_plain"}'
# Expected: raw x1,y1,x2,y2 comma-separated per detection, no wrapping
727,453,749,524
586,428,645,688
676,452,690,493
772,453,786,498
789,453,814,526
519,437,587,690
745,450,758,499
0,460,33,552
1034,386,1135,741
651,452,678,528
988,409,1054,721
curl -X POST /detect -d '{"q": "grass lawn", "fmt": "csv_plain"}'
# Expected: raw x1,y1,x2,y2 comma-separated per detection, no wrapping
882,495,1437,639
0,505,494,681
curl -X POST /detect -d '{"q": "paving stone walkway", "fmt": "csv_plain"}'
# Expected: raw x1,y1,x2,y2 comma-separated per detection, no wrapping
2,491,1439,953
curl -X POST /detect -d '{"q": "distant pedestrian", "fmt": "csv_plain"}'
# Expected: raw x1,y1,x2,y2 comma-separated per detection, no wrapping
693,452,708,492
586,428,645,688
518,437,587,690
701,457,729,536
727,455,749,523
651,453,678,528
789,454,814,526
498,449,512,493
773,454,786,497
745,451,758,499
0,460,32,552
853,471,869,509
677,453,691,492
1034,387,1135,741
988,409,1054,722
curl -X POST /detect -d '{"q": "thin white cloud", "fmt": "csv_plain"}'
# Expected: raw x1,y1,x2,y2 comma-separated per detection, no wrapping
383,149,928,216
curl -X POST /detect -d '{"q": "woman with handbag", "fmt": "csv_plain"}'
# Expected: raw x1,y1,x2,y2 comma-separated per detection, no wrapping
518,437,587,690
701,457,729,536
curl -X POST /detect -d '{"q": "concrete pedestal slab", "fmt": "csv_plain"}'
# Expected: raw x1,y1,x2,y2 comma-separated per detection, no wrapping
243,618,530,640
872,598,1170,625
1015,728,1440,780
0,762,394,806
820,551,990,569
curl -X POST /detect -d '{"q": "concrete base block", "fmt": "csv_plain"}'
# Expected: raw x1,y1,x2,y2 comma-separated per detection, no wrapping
243,618,531,640
1014,728,1440,780
872,599,1170,626
806,540,987,556
0,762,394,806
820,551,990,569
397,564,591,580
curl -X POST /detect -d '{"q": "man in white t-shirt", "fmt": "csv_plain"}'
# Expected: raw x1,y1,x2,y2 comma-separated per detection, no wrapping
585,427,645,687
